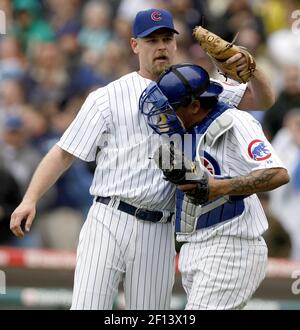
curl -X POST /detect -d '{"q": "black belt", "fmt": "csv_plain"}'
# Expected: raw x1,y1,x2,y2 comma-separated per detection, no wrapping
95,196,173,223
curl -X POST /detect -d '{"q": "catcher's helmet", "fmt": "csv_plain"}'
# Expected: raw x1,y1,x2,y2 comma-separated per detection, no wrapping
139,63,223,135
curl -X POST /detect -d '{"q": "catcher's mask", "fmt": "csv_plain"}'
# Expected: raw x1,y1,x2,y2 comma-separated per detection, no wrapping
139,63,224,135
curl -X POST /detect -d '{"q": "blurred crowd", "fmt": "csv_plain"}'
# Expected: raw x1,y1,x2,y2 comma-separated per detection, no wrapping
0,0,300,260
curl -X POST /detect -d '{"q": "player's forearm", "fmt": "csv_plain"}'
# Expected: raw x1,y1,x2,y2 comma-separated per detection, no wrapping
22,145,75,203
209,168,289,199
239,67,275,111
250,67,275,109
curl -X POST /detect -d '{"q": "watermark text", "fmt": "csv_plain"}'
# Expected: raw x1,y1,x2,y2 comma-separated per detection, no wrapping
0,270,6,294
0,10,6,34
291,10,300,34
291,269,300,294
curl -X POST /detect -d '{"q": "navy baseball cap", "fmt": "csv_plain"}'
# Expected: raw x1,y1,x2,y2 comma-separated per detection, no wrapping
133,8,179,38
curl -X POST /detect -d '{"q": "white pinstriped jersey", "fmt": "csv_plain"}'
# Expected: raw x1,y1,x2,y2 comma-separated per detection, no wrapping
56,71,248,310
213,78,247,108
57,72,246,211
57,72,175,211
177,109,286,243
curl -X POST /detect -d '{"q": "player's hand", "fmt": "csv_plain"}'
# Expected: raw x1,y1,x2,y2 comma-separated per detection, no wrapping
178,176,216,201
177,183,197,191
226,53,243,65
10,201,36,238
226,53,249,73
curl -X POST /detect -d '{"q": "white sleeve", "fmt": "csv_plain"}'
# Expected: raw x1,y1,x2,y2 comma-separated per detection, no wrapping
225,111,286,176
213,78,247,108
57,89,110,161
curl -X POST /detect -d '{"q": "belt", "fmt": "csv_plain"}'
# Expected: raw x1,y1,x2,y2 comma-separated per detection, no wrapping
95,196,173,223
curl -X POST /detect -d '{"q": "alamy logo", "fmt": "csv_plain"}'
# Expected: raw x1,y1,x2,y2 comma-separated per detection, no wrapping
0,10,6,34
0,270,6,294
291,10,300,34
291,270,300,295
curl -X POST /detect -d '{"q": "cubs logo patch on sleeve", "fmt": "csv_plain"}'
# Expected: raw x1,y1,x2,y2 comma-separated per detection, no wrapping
248,139,271,161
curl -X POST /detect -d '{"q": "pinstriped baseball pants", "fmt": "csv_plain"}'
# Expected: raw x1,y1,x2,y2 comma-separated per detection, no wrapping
178,236,268,310
71,201,176,310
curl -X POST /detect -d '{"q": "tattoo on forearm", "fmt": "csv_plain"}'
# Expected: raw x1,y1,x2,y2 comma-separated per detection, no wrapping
230,169,279,195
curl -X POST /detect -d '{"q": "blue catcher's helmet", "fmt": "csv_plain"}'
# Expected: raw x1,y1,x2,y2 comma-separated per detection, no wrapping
139,63,223,135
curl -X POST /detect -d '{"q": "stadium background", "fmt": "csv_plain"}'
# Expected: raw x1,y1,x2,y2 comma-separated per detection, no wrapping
1,0,300,309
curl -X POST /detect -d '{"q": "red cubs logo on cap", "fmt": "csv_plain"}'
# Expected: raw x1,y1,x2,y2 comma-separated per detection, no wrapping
151,11,162,21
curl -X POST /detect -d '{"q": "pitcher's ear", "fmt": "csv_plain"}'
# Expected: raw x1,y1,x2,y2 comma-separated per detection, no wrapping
131,38,139,54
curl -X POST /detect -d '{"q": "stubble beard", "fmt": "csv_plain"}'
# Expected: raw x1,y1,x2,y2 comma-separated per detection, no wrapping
152,62,171,80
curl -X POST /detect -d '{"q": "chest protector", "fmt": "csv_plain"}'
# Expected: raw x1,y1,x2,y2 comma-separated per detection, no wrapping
175,102,247,234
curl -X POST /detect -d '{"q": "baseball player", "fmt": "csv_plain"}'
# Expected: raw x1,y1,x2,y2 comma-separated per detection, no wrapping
10,8,275,310
140,63,289,309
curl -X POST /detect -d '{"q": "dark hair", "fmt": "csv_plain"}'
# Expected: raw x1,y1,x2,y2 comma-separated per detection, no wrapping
198,96,218,110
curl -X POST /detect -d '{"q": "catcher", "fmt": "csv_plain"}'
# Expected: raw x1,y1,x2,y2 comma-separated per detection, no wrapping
193,26,274,110
140,63,289,309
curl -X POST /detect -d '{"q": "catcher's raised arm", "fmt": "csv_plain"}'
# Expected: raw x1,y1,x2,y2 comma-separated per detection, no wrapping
193,26,256,84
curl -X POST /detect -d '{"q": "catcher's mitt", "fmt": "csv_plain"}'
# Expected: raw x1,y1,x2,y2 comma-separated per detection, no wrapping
153,143,209,205
193,26,256,83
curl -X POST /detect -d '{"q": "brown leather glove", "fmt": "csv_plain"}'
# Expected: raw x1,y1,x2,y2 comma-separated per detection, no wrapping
193,26,256,83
